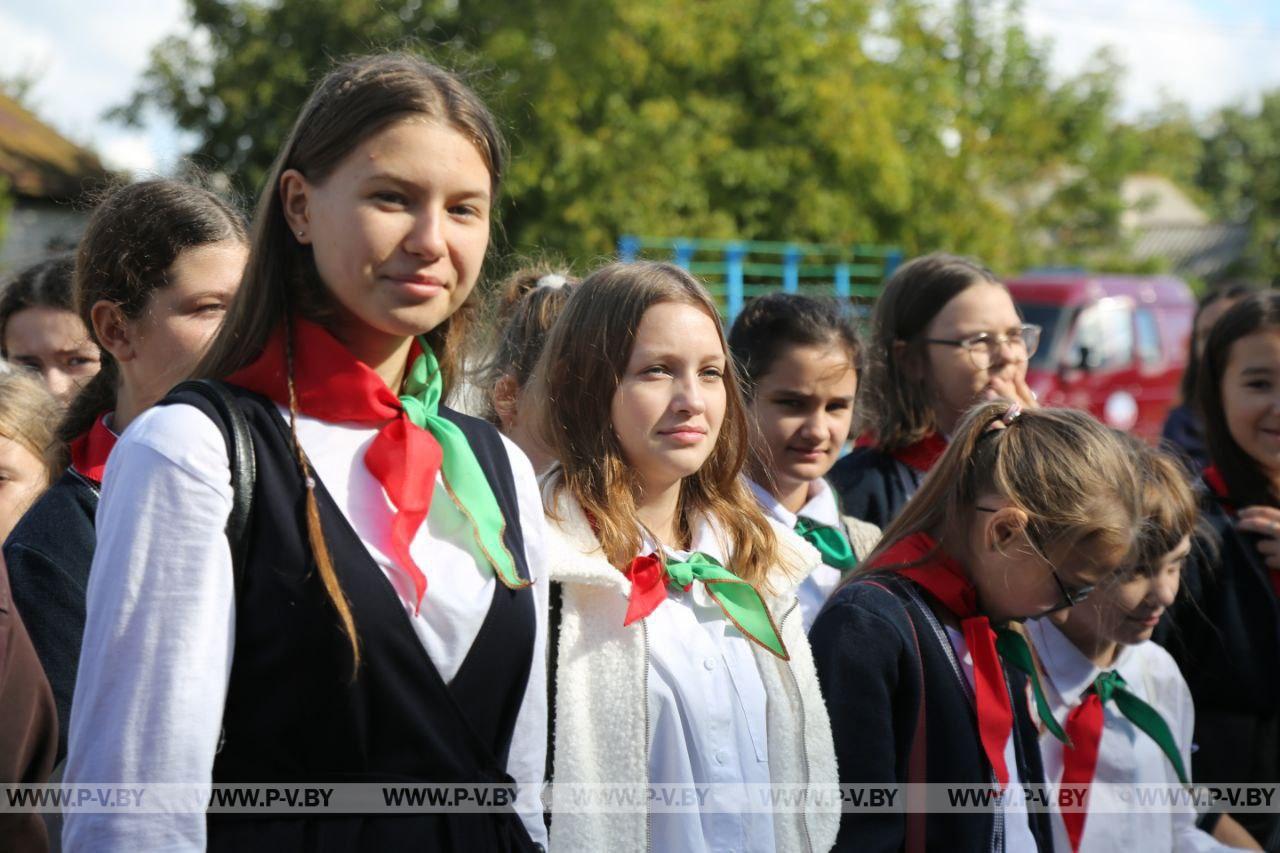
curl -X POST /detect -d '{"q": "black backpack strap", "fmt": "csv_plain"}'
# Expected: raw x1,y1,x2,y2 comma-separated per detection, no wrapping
168,379,256,592
543,579,562,829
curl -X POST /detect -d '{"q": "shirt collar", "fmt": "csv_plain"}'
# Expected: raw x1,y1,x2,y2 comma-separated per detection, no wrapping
747,477,840,529
1026,617,1102,706
641,515,729,610
798,478,841,528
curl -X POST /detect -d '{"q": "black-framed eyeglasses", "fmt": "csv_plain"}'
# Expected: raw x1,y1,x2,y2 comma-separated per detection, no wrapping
924,324,1042,370
976,506,1094,613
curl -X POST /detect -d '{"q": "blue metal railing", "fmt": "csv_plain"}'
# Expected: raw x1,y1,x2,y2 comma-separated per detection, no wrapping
617,236,903,322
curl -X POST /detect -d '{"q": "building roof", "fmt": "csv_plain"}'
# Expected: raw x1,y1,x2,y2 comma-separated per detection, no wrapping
0,93,113,202
1131,223,1251,281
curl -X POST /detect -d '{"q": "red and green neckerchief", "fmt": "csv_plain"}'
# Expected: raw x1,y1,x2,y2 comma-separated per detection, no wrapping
1059,669,1189,851
871,532,1068,789
622,550,789,660
230,317,528,612
69,413,117,486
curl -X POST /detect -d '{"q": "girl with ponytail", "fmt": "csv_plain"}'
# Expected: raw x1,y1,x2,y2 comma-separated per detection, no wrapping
64,54,549,852
4,178,246,763
810,400,1142,852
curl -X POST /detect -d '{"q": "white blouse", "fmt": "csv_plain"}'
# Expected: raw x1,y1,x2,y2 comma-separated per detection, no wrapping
943,625,1040,853
1026,618,1240,853
747,477,843,631
644,520,776,853
63,402,549,851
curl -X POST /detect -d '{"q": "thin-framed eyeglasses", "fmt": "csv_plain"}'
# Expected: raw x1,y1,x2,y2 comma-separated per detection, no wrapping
975,506,1094,613
924,324,1042,370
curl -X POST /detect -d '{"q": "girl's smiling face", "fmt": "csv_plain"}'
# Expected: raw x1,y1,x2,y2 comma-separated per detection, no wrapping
610,301,728,498
748,342,857,502
1056,536,1188,648
1222,328,1280,480
281,117,493,353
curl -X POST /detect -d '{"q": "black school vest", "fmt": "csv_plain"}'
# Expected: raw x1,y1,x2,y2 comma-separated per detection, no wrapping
164,385,539,853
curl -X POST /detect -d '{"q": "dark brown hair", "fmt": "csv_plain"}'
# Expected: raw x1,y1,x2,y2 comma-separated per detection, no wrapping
727,292,861,392
61,178,247,443
532,261,781,587
1181,282,1257,404
479,264,577,424
1198,291,1280,508
0,254,78,354
857,253,1005,450
195,52,506,672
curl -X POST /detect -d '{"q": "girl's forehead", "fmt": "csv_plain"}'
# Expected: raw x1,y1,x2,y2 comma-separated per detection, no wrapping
1227,327,1280,368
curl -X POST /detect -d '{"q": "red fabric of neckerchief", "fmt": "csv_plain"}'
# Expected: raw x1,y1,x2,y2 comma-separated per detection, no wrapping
69,412,117,486
1202,466,1234,514
871,531,1014,788
1204,466,1280,598
623,554,669,626
229,317,443,612
1060,694,1104,852
854,432,948,473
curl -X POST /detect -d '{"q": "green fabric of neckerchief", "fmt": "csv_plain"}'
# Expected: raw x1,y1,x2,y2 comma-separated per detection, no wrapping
402,340,527,590
664,551,789,660
794,516,858,571
1089,669,1190,785
996,628,1071,745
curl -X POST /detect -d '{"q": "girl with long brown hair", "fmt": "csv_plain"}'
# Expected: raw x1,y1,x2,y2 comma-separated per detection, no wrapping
64,54,547,852
811,400,1142,851
534,261,838,852
1161,291,1280,847
828,253,1039,529
5,178,246,764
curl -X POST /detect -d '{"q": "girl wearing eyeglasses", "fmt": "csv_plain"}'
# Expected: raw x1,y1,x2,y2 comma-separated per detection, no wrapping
811,400,1141,852
829,253,1040,529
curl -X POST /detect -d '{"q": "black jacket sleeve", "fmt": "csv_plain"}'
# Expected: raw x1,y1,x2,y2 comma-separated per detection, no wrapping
811,581,921,852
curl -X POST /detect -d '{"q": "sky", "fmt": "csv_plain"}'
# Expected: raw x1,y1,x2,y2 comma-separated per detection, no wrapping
2,0,1279,175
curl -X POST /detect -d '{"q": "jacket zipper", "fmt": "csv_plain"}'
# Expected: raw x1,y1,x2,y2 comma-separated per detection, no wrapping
642,618,652,853
900,583,1006,852
779,596,814,853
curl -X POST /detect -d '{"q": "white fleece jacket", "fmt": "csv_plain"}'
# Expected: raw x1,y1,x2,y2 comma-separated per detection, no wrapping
545,492,840,853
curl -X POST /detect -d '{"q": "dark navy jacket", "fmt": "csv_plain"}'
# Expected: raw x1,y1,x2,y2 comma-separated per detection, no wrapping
811,573,1052,853
829,448,929,530
4,467,99,763
1160,404,1209,473
1158,483,1280,787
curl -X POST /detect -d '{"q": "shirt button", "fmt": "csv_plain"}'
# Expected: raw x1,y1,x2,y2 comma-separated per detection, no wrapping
715,751,729,766
703,658,716,671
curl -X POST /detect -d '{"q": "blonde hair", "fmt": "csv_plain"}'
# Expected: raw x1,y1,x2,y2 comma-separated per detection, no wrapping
0,366,63,485
1122,435,1198,572
858,400,1142,578
531,261,780,587
478,263,578,424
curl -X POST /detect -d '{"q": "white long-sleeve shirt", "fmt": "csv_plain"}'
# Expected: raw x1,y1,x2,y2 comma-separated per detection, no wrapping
645,520,776,853
1026,617,1240,853
63,401,548,851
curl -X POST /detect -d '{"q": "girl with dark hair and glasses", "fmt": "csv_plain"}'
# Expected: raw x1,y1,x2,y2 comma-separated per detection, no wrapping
829,252,1040,529
811,401,1142,852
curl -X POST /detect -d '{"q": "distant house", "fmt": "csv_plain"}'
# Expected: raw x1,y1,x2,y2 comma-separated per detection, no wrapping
0,93,114,273
1121,174,1249,280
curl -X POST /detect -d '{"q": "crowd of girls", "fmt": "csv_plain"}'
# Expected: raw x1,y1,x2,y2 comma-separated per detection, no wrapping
0,49,1275,853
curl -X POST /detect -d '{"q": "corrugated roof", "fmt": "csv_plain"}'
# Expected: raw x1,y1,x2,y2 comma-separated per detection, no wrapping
1131,223,1250,280
0,93,113,201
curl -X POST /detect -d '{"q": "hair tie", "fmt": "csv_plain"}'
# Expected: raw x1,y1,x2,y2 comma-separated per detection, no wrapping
1002,403,1022,425
537,273,568,290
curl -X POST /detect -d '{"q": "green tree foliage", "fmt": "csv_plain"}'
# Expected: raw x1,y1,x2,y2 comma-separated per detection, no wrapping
118,0,1137,271
1196,92,1280,281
